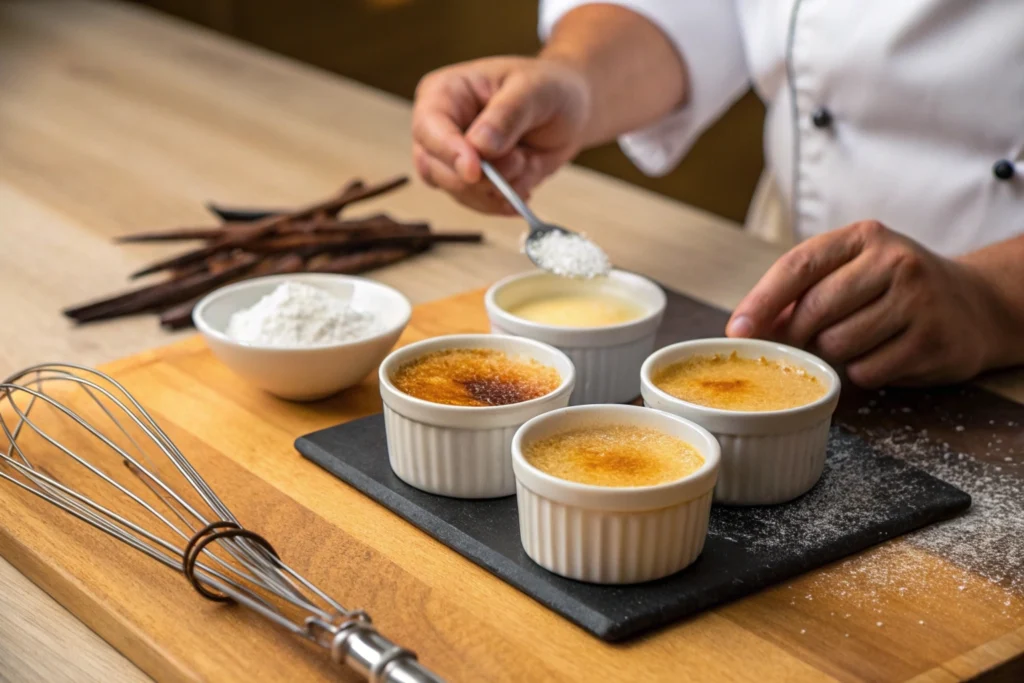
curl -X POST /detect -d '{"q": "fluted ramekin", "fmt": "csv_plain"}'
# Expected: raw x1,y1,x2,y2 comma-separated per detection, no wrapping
379,334,574,499
485,270,666,405
511,404,720,584
641,338,840,505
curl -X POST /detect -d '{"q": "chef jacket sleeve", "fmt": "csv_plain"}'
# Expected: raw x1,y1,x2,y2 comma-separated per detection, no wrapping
539,0,750,176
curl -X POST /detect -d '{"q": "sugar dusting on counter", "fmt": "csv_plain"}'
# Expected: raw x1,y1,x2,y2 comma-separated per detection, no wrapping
525,231,611,279
227,281,377,347
825,427,1024,608
762,397,1023,635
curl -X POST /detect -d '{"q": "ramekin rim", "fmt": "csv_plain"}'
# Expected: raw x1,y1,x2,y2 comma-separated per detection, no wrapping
378,333,576,416
484,269,667,335
510,404,721,497
639,337,841,419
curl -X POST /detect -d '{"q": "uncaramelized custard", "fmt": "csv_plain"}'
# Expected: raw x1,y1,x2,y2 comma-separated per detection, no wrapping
652,352,826,412
524,425,704,487
507,293,645,328
391,348,560,407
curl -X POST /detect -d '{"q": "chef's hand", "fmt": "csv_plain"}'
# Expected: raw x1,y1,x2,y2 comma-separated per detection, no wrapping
726,221,1013,388
411,57,590,214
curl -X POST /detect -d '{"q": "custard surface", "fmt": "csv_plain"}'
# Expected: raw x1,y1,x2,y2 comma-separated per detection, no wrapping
652,351,826,411
391,348,560,407
524,425,704,487
507,293,644,328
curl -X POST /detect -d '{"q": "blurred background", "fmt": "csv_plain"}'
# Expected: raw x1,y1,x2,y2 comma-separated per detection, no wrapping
129,0,765,225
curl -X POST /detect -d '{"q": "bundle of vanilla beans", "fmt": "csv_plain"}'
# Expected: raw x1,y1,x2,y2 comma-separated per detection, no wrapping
63,176,482,329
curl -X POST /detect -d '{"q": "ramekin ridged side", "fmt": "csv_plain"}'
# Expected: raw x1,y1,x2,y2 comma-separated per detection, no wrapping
383,405,520,498
516,484,713,583
379,334,575,499
711,419,831,505
485,270,666,405
640,338,841,506
511,404,720,584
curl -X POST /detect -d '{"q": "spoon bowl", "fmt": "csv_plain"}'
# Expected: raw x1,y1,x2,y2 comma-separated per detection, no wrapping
480,161,610,278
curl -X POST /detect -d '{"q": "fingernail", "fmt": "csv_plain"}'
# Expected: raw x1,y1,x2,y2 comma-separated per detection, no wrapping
454,153,472,182
468,123,504,154
727,315,754,338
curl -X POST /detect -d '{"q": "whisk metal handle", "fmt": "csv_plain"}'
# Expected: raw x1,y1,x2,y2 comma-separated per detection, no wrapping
331,620,445,683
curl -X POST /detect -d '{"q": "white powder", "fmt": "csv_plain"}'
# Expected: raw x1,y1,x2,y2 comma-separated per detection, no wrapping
710,418,1023,634
785,403,1023,628
525,231,611,279
227,282,376,347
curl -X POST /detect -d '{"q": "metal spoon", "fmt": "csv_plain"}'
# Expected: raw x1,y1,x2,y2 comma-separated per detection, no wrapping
480,160,611,278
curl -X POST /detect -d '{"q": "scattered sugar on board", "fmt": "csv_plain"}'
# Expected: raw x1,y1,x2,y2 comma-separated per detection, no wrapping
524,231,611,279
719,417,1022,636
771,408,1023,631
227,281,377,347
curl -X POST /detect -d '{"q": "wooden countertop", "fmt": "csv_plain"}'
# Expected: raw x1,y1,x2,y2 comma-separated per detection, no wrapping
0,1,1021,681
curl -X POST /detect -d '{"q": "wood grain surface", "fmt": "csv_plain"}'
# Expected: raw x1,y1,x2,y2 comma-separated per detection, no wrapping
0,291,1022,683
1,1,1022,681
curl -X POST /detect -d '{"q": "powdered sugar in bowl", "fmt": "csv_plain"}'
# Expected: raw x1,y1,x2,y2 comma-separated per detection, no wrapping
194,274,411,401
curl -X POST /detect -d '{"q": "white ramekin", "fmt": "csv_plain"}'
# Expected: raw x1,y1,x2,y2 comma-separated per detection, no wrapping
640,338,841,506
511,404,720,584
485,270,666,406
379,334,575,499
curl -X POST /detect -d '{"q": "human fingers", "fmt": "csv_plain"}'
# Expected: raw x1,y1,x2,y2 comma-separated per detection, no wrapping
413,73,483,183
465,73,548,160
781,252,893,347
811,288,909,364
415,147,513,214
727,225,869,339
844,329,922,389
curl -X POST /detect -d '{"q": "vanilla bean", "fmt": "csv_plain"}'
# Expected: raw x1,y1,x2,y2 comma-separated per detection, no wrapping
205,206,281,222
66,253,244,318
65,254,259,324
128,177,411,280
116,214,424,245
203,179,365,223
115,225,250,243
243,175,406,239
158,254,305,329
307,244,429,274
132,177,406,277
283,232,482,259
128,219,436,279
62,174,480,329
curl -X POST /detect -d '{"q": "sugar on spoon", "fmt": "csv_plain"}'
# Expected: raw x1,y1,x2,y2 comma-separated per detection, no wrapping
480,160,611,279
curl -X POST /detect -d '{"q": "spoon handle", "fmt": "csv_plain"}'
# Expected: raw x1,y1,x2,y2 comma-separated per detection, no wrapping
480,161,543,228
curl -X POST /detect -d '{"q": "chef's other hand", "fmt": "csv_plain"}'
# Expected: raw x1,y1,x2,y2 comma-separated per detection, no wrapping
726,221,1014,388
412,57,590,214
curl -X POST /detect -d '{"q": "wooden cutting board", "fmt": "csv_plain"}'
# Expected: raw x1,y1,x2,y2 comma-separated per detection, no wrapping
0,288,1022,683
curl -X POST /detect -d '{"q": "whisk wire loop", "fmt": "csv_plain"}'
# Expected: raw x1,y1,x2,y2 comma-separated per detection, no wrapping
0,363,444,683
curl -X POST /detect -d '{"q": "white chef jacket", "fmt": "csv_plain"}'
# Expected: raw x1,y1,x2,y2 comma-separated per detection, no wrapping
539,0,1024,256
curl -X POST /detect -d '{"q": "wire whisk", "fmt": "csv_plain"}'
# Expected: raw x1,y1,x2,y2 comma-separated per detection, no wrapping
0,363,443,683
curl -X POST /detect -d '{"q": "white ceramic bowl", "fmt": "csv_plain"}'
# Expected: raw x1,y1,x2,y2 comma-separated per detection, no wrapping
379,334,575,499
641,338,841,505
193,273,411,401
512,404,719,584
485,270,666,406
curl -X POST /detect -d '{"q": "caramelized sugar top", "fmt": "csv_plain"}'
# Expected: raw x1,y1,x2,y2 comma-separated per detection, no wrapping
391,348,561,407
508,293,645,328
652,351,826,411
524,425,704,487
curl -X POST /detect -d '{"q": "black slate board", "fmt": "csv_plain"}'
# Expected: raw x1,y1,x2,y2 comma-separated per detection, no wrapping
297,420,969,641
295,286,978,641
